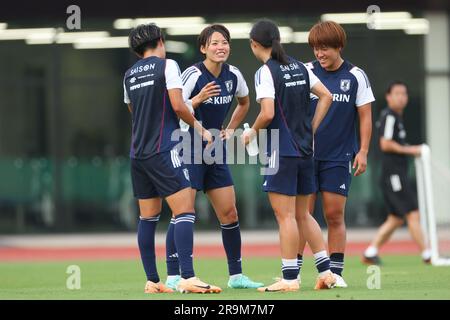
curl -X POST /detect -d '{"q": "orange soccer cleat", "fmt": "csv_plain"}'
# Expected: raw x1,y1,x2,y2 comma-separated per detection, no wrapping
144,281,174,293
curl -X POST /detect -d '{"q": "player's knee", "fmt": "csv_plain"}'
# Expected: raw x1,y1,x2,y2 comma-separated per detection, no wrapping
138,202,162,219
218,207,238,224
170,200,195,215
325,208,344,227
275,211,295,224
389,215,404,227
173,206,195,216
295,211,309,223
406,211,420,224
139,209,161,219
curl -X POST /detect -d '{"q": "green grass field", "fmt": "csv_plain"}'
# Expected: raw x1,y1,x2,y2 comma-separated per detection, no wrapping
1,255,450,300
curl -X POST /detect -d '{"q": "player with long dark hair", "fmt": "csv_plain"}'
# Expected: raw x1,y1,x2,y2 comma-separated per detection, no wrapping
243,19,336,292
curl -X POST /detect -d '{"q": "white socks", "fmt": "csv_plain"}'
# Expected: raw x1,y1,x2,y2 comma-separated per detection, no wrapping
282,258,298,268
282,278,298,284
166,275,179,282
313,250,328,260
229,273,242,281
364,246,378,258
422,249,431,260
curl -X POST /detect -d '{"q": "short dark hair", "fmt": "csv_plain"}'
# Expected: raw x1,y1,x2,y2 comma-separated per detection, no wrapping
250,19,289,65
128,23,164,56
197,24,230,51
308,21,347,49
386,81,408,94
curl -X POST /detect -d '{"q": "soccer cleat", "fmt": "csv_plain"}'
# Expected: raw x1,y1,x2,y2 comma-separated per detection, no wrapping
257,279,299,292
314,272,336,290
144,281,174,293
165,275,181,291
177,277,222,294
228,274,264,289
333,274,348,288
273,275,301,286
362,255,382,266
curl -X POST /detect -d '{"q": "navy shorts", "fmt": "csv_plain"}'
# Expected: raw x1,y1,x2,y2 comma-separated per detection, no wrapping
131,150,191,199
262,155,315,196
381,173,418,217
314,160,352,197
186,160,234,192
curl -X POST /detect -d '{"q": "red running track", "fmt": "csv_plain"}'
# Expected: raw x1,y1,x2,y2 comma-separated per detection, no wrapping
0,240,431,262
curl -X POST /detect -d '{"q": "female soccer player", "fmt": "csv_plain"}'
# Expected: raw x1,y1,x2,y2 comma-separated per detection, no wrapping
296,21,375,288
164,24,263,290
123,23,221,294
242,19,336,292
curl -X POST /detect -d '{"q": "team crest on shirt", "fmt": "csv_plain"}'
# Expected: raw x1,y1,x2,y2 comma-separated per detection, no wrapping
225,80,233,93
340,79,351,92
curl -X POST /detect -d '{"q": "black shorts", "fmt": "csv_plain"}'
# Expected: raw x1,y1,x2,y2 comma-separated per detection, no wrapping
381,173,418,217
131,150,191,199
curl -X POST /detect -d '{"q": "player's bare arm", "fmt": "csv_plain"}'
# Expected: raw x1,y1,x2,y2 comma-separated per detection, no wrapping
353,103,372,176
222,95,250,140
311,82,332,134
168,88,213,146
242,97,273,146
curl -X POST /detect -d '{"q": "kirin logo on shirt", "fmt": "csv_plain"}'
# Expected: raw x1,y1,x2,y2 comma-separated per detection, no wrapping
340,79,351,92
225,80,233,93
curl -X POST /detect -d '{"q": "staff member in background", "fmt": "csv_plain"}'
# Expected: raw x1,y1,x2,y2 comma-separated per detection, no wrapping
363,81,431,265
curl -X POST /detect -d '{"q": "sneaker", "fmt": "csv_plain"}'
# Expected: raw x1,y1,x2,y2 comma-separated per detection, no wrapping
333,274,348,288
228,274,264,289
257,279,299,292
144,281,174,293
177,277,222,294
314,272,336,290
422,249,432,264
362,255,382,266
165,275,181,291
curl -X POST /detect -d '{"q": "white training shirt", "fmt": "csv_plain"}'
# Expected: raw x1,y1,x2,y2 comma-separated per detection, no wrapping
123,59,183,104
255,63,320,103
